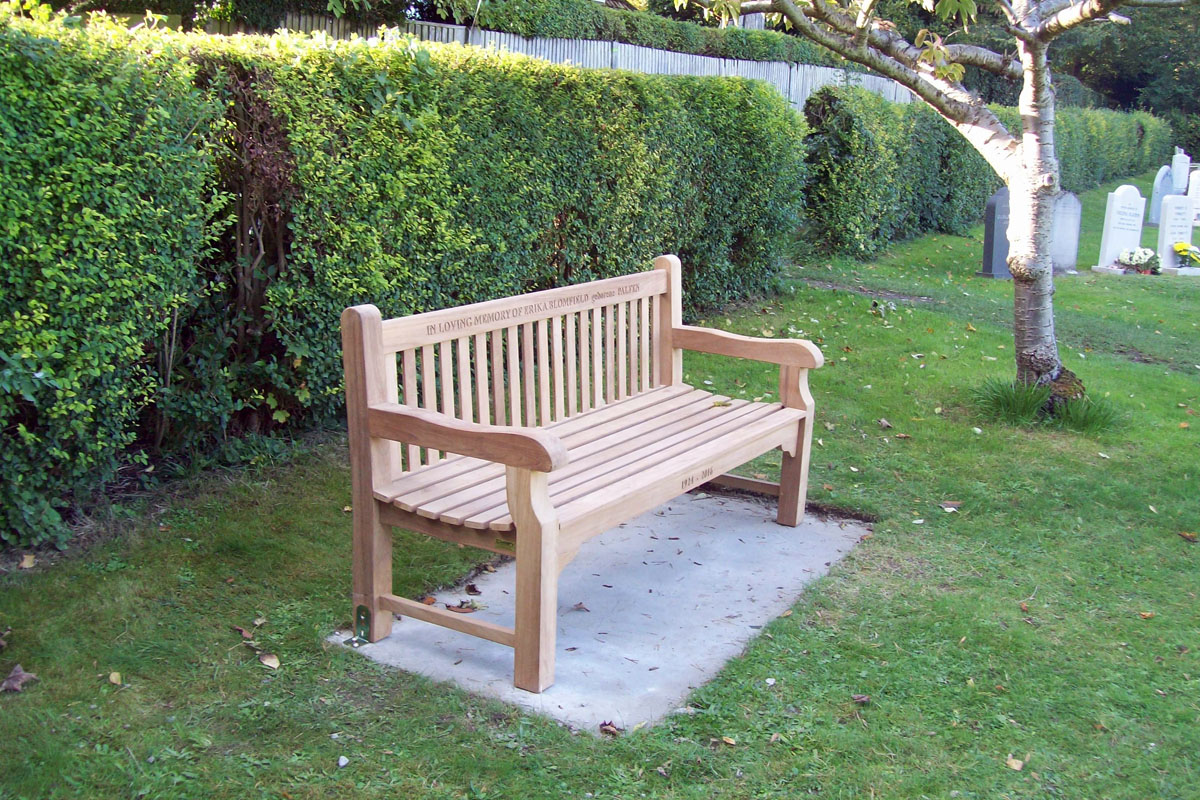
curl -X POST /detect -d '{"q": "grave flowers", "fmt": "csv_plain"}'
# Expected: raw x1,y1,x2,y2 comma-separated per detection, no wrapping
1174,242,1200,267
1117,247,1161,274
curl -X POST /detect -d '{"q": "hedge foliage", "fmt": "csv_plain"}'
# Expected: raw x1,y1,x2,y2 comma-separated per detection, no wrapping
0,8,807,545
456,0,837,66
802,86,1173,257
0,5,224,545
97,0,840,66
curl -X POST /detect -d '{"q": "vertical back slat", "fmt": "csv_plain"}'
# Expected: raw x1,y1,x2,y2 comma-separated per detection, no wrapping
402,349,419,469
578,310,591,413
551,315,565,421
439,341,455,420
537,319,551,425
650,295,661,388
491,330,506,426
456,337,473,423
420,344,439,465
565,312,578,416
521,322,537,426
617,301,628,400
474,333,490,425
591,307,603,408
628,301,639,398
639,297,650,392
506,326,521,428
605,304,617,404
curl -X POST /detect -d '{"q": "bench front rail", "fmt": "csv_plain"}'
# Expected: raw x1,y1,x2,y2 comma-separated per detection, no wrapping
342,255,823,692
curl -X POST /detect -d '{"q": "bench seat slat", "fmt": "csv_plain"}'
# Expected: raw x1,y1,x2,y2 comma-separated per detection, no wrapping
383,388,711,513
373,385,692,503
377,386,804,534
422,392,754,526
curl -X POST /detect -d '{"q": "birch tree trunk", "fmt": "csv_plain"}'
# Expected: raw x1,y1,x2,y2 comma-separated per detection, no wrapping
1005,5,1080,398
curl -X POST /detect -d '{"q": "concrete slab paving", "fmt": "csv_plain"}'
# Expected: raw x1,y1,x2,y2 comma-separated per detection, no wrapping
332,491,867,732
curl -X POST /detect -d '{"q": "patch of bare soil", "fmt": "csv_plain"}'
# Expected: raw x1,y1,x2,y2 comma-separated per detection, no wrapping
796,278,941,305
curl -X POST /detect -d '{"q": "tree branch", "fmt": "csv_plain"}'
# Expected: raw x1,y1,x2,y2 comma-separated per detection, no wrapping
946,44,1023,79
1037,0,1125,39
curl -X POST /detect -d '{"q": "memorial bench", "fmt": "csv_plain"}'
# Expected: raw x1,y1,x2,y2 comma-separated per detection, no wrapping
342,255,824,692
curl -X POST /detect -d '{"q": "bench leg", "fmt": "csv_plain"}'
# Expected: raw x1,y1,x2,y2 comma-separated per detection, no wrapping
778,365,815,527
507,467,559,693
353,502,394,642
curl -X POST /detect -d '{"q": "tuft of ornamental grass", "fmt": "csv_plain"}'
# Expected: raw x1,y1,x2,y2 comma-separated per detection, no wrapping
1050,394,1123,434
970,377,1051,425
972,378,1123,434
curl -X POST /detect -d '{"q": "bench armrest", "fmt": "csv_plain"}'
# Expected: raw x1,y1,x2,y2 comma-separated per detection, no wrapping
367,403,569,472
673,325,824,369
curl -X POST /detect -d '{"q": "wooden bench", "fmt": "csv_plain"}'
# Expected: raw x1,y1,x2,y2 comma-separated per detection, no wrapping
341,255,823,692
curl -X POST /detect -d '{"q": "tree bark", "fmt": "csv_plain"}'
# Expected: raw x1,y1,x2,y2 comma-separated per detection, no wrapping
1006,14,1069,391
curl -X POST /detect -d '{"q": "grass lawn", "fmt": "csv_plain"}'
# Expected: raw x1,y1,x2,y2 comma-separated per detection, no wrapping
2,171,1198,799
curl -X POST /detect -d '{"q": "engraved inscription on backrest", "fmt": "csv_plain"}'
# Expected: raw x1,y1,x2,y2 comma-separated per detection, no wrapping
377,271,669,472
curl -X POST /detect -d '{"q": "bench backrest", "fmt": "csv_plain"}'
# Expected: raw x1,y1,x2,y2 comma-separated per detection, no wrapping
344,255,684,474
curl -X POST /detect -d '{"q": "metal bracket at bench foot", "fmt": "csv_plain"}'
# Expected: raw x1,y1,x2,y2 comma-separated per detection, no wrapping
343,605,372,648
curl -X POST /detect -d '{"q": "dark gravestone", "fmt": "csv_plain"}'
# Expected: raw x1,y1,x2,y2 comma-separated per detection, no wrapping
979,188,1082,277
979,188,1011,279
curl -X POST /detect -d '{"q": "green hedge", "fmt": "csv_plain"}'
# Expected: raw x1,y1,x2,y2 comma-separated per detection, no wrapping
197,0,839,66
0,5,224,545
0,9,808,546
802,86,1173,257
461,0,836,66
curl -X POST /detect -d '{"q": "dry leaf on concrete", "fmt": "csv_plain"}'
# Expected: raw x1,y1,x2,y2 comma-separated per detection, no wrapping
599,720,623,737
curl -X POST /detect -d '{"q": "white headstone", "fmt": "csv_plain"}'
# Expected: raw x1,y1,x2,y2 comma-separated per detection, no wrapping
1189,170,1200,222
1148,165,1172,226
1171,152,1191,192
1094,185,1146,271
1050,191,1082,274
1159,196,1196,275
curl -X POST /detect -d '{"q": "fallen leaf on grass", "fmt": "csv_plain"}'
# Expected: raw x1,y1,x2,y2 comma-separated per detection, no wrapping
1019,601,1029,612
259,653,280,669
233,626,253,639
779,609,793,618
108,672,122,686
599,721,623,737
342,506,352,513
852,694,871,705
894,433,912,439
1181,422,1191,429
940,501,962,512
822,484,834,491
1149,505,1158,514
465,583,482,596
1006,754,1024,771
769,732,782,743
2,664,38,692
1139,612,1155,620
966,323,977,332
721,736,737,746
19,554,34,570
878,418,893,429
1098,452,1110,459
1178,532,1197,543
